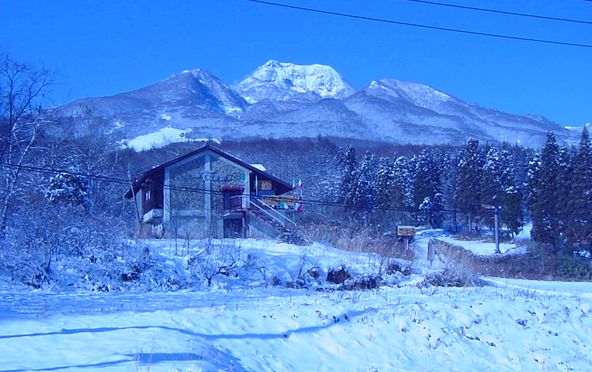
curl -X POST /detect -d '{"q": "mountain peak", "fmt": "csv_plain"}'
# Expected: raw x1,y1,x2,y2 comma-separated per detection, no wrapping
234,60,355,104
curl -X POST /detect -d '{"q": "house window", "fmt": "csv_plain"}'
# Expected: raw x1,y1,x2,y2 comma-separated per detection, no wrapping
259,180,272,190
145,190,151,200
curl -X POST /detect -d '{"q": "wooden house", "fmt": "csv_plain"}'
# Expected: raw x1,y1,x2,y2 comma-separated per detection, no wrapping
125,143,299,239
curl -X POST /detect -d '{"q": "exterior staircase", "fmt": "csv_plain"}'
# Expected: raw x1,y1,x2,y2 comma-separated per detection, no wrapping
247,198,308,245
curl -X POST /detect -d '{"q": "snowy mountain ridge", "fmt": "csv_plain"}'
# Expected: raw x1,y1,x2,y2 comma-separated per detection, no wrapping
50,60,577,151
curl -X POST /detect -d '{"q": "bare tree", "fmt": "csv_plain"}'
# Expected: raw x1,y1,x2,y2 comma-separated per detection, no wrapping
0,54,53,238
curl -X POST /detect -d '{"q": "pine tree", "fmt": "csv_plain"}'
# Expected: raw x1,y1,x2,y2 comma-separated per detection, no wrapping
336,146,358,206
482,148,503,205
556,148,574,246
373,157,394,223
529,133,562,250
567,127,592,251
390,156,414,225
432,193,445,228
454,138,484,231
352,151,377,222
439,151,458,215
391,156,413,210
498,150,523,237
413,150,441,209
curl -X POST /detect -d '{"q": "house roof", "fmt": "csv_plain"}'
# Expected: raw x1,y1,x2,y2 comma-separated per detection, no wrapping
124,143,294,198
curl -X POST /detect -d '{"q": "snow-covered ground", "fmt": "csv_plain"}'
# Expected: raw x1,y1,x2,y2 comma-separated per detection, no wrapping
436,236,526,256
434,224,533,256
1,236,592,371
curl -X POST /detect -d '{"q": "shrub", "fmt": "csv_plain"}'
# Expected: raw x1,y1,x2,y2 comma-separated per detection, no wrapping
327,266,352,284
555,254,592,280
341,275,381,290
418,266,481,288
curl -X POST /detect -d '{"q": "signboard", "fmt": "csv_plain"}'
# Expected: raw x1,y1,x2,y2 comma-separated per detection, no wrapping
397,226,416,237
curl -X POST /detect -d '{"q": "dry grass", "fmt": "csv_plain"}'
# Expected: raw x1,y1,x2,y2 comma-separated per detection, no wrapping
301,223,415,261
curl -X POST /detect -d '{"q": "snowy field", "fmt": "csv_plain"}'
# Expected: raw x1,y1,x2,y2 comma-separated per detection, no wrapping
1,236,592,371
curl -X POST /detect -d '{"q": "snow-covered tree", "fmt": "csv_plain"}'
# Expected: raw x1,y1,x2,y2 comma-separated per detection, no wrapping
497,150,523,237
413,150,441,209
529,133,563,250
336,146,358,206
0,54,53,238
567,127,592,251
481,147,503,208
454,138,484,231
351,151,377,221
373,157,394,221
391,156,413,210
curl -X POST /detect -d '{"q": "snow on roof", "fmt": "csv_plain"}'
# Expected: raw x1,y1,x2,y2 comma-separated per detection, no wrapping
250,163,267,171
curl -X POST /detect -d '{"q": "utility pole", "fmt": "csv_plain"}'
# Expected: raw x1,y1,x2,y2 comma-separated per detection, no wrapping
482,203,501,254
494,206,501,254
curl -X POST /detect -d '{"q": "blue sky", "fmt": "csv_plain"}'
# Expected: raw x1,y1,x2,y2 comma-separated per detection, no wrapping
2,0,590,126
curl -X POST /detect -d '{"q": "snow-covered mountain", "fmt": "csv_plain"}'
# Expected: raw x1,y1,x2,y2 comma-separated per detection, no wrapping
233,60,355,103
50,61,577,150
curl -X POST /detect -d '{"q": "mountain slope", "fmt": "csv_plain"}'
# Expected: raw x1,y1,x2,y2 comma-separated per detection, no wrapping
50,61,576,149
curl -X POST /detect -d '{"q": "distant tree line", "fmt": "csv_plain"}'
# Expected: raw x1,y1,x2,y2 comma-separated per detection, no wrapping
325,130,592,255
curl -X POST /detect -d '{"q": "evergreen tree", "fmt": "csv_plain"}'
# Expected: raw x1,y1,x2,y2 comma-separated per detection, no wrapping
567,127,592,251
431,193,445,228
336,146,358,206
373,157,394,223
556,148,574,246
481,147,503,207
525,152,541,215
391,156,413,210
498,150,523,237
454,138,484,231
439,151,458,215
413,150,441,209
352,151,377,222
529,133,562,250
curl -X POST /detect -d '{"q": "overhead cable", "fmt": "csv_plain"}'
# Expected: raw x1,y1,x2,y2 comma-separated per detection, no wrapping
248,0,592,48
406,0,592,25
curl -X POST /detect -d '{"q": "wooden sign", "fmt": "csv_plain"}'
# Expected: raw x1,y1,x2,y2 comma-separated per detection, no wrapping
397,226,416,237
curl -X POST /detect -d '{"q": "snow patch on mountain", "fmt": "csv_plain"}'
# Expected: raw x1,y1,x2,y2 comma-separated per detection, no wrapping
234,60,355,103
120,127,218,152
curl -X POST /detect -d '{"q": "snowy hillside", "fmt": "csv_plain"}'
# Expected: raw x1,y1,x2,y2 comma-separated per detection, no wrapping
2,237,592,371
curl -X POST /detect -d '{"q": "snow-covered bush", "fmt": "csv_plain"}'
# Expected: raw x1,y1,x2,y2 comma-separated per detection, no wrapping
340,275,380,290
418,266,481,288
45,172,90,209
327,266,352,284
186,240,267,288
285,255,322,288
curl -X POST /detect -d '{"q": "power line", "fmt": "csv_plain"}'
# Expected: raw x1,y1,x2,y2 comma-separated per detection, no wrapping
248,0,592,48
1,161,495,215
406,0,592,25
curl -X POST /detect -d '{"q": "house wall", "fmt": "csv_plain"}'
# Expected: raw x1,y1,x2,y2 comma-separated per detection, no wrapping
160,150,250,239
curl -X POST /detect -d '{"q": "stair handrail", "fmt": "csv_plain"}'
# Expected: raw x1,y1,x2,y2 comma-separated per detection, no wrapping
253,196,297,228
250,197,297,229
